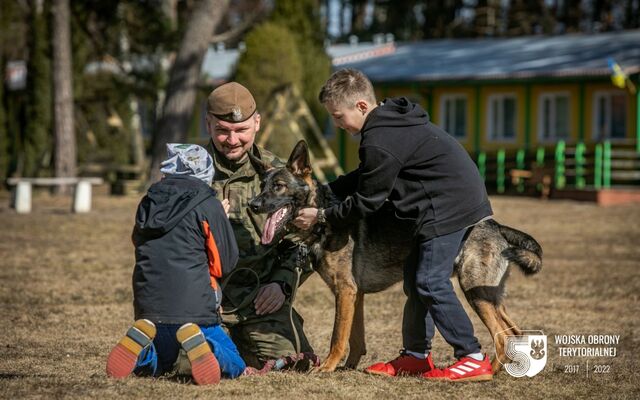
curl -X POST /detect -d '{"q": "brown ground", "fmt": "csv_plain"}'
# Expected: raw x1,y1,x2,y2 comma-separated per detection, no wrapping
1,192,639,399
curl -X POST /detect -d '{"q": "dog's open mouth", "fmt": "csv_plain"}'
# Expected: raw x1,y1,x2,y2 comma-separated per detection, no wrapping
261,206,290,245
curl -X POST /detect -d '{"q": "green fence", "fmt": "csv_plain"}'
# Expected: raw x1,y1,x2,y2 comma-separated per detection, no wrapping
476,140,640,195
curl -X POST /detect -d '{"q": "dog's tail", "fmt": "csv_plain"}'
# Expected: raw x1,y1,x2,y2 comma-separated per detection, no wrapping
498,223,543,276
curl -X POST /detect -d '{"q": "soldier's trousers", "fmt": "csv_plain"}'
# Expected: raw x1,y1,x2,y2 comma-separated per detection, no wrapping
223,301,314,370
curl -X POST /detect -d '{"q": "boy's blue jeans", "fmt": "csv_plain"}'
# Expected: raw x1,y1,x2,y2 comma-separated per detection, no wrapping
402,227,482,359
134,324,246,378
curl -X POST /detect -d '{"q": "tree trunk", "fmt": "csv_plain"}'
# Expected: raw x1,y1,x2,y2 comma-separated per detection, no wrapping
148,0,229,184
25,0,52,178
52,0,76,194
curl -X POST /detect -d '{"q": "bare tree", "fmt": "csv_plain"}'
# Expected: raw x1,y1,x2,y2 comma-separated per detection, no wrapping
149,0,230,183
52,0,76,193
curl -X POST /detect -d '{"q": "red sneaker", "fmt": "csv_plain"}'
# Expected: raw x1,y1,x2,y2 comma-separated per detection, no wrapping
365,351,435,377
422,355,493,382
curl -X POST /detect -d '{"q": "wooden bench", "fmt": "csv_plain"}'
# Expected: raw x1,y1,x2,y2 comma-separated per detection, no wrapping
509,165,554,199
7,177,104,214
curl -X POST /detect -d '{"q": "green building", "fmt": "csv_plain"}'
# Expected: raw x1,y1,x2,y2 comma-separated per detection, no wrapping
330,31,640,193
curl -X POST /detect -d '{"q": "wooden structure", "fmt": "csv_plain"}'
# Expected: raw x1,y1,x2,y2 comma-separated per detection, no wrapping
258,85,343,182
510,165,553,199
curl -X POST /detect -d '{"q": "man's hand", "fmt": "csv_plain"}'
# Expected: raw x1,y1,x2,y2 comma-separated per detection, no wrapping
293,208,318,230
221,199,230,217
254,282,285,315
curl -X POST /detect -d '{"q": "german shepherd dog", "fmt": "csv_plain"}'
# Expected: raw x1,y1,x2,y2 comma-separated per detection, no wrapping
248,140,542,373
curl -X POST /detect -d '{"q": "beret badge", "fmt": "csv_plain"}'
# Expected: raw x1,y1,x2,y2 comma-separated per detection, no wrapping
231,107,243,122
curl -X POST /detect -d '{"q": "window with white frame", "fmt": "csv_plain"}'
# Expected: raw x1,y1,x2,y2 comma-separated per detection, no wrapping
593,91,627,141
487,94,517,141
538,92,570,142
440,94,467,139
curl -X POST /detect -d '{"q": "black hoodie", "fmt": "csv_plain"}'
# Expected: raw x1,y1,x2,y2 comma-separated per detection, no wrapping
132,175,238,325
325,97,492,241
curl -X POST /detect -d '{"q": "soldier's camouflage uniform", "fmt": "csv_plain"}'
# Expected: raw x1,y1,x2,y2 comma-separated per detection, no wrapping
207,142,314,369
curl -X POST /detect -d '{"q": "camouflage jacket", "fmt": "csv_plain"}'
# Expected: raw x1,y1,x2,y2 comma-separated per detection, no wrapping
207,142,300,313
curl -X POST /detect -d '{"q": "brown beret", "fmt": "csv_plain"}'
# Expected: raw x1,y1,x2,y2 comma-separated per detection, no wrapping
207,82,256,123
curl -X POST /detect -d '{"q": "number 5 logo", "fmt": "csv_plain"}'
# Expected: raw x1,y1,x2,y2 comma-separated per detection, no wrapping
498,330,547,378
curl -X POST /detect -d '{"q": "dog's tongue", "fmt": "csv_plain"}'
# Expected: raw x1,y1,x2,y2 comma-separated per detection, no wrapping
261,207,288,245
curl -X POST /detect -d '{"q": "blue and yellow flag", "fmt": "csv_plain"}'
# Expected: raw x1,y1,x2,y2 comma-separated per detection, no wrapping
608,58,637,94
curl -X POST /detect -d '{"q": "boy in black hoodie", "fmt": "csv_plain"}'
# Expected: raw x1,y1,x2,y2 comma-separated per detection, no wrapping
295,69,494,381
106,144,245,385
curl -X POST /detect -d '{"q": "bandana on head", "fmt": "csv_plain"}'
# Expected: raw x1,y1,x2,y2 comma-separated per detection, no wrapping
160,143,214,185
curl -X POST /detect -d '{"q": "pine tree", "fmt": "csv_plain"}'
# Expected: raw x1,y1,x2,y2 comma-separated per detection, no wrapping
70,2,131,167
69,1,176,170
422,1,468,39
506,0,550,36
558,0,583,33
473,0,503,36
269,0,331,121
25,0,52,177
234,21,303,111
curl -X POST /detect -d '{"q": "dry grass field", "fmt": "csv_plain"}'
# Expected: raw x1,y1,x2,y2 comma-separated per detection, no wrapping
1,191,639,399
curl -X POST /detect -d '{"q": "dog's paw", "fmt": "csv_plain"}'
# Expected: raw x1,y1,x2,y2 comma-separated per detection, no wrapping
313,362,338,373
343,361,359,370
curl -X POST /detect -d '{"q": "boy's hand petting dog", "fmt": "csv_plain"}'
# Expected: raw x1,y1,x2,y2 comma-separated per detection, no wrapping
221,199,230,217
254,282,285,315
294,208,319,230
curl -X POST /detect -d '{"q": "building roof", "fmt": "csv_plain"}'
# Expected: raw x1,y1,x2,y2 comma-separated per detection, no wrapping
87,31,640,86
200,40,396,84
341,30,640,83
330,42,396,66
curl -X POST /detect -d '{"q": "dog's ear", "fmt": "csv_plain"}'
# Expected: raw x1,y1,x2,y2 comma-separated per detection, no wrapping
286,140,312,177
248,150,272,177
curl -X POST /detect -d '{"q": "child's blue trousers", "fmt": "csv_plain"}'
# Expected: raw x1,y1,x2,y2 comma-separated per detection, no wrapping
133,323,246,378
402,227,482,359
